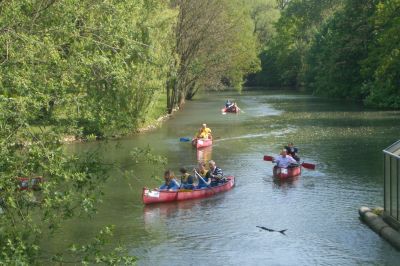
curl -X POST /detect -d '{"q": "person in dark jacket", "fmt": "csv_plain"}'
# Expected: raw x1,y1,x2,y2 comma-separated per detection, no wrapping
285,142,300,162
207,160,225,186
179,167,195,189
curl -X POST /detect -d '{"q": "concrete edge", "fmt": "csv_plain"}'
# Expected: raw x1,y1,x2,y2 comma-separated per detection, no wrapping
359,206,400,251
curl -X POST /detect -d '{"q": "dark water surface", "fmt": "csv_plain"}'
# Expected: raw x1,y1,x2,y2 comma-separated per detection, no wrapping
51,91,400,265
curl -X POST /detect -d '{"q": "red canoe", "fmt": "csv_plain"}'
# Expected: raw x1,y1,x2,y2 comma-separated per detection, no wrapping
192,138,212,148
221,107,239,113
273,165,301,179
18,176,43,191
142,176,235,204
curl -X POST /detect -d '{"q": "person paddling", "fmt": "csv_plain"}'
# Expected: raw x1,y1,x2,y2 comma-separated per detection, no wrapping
195,123,212,140
193,162,211,189
207,160,225,186
273,150,298,168
285,142,300,162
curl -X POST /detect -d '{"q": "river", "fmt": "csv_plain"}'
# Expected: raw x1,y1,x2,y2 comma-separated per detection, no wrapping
50,90,400,265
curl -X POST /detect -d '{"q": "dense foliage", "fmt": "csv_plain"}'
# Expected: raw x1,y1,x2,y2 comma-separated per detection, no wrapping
305,0,376,99
0,0,262,263
0,0,177,137
361,1,400,107
251,0,400,108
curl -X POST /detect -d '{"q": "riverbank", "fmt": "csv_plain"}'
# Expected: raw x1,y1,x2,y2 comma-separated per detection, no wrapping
62,93,177,143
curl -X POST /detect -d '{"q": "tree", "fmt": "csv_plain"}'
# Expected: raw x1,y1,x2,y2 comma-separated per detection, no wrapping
0,0,177,137
0,0,176,263
305,0,377,99
166,0,260,112
257,0,342,88
361,0,400,108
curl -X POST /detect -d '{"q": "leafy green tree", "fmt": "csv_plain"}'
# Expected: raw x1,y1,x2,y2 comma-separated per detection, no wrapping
305,0,377,99
256,0,342,88
244,0,281,87
0,0,176,138
361,0,400,108
0,0,176,263
166,0,260,111
0,96,136,264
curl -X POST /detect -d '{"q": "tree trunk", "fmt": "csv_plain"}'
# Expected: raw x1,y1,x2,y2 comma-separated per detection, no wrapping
166,76,176,114
178,90,186,107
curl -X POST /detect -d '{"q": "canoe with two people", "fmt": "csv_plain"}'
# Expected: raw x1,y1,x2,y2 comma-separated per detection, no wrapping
272,149,301,179
222,99,240,113
264,144,315,179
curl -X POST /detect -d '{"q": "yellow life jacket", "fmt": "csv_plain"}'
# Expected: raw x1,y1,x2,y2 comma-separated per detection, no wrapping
181,173,190,183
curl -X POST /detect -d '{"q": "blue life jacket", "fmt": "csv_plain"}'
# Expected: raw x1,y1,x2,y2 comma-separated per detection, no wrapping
159,179,180,190
197,175,209,189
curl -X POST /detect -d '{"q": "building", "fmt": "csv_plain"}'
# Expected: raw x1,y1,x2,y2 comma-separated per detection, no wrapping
383,140,400,229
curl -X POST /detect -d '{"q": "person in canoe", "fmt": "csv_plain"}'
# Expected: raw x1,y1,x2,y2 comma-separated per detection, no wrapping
193,162,211,189
285,142,300,162
207,160,225,186
179,167,196,190
272,150,298,175
195,123,212,140
159,170,180,191
225,100,238,112
225,99,232,108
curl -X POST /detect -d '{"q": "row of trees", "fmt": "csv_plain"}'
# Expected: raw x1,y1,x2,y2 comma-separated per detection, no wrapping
249,0,400,108
0,0,260,264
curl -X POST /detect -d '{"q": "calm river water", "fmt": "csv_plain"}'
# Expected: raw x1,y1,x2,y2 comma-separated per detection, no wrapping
51,90,400,265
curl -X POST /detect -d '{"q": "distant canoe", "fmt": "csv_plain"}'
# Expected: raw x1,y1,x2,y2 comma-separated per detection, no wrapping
273,165,301,179
18,176,43,191
142,176,235,204
192,138,212,149
221,107,239,113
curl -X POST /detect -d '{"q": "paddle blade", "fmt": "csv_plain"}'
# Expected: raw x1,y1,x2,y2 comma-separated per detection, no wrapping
180,137,190,142
301,162,316,170
263,155,273,161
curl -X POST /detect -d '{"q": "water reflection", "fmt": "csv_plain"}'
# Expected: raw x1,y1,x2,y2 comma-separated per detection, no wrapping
143,201,196,227
272,176,299,190
196,146,212,162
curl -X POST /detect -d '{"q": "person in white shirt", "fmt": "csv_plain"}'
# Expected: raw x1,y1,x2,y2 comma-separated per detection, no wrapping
273,149,298,168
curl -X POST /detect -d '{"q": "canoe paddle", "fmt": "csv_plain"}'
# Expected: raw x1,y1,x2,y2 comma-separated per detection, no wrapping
263,155,316,170
194,169,215,192
300,162,316,170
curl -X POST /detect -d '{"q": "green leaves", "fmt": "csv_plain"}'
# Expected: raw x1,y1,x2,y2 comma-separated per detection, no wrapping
130,146,168,166
361,0,400,108
254,0,400,108
0,0,176,138
168,0,260,106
